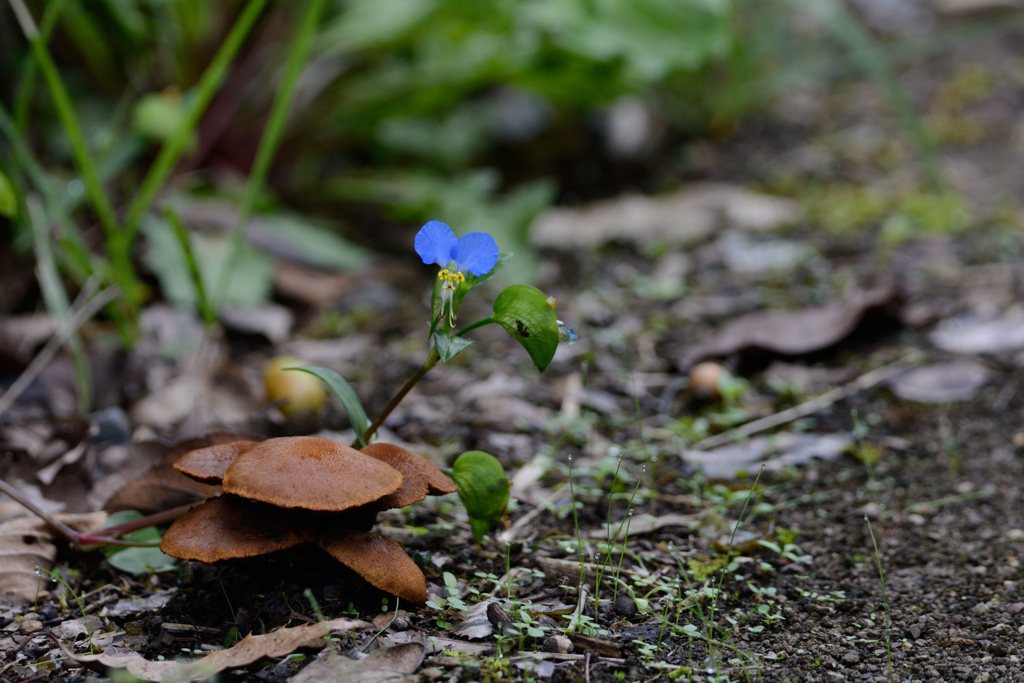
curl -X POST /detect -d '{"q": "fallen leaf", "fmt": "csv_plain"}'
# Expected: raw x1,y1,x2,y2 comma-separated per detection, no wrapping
0,511,107,605
382,630,494,656
218,304,294,344
929,313,1024,355
677,279,899,369
291,641,424,683
100,590,174,618
887,359,991,403
70,618,368,682
683,432,852,479
718,231,816,274
451,600,495,639
587,512,703,538
530,183,801,250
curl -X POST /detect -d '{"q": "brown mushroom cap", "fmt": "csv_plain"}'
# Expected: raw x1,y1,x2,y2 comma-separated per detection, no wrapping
317,532,426,604
222,436,403,511
359,443,457,510
160,495,312,562
362,446,454,493
173,441,260,484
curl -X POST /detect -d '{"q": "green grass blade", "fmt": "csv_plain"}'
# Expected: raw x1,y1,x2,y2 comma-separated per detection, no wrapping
13,0,66,133
213,0,329,307
123,0,269,242
163,206,217,325
9,0,131,282
0,102,101,281
27,198,93,413
286,366,370,445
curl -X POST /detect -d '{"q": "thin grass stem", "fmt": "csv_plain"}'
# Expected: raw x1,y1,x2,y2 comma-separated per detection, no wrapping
866,515,895,683
27,197,92,413
124,0,269,243
214,0,328,308
164,206,216,325
707,466,764,645
8,0,135,304
12,0,66,133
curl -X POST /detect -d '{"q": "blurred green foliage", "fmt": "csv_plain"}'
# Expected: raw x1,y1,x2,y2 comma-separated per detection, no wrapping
4,0,1009,332
1,0,739,323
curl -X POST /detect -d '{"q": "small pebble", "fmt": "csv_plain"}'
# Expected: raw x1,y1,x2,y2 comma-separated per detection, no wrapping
908,624,923,640
542,635,573,654
840,649,859,665
18,618,43,635
614,595,638,618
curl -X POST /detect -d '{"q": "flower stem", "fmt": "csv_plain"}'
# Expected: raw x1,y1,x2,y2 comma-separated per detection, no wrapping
354,348,441,447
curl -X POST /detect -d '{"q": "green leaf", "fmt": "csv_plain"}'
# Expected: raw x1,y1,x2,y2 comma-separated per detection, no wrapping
434,331,474,362
256,214,369,271
0,169,18,218
141,215,273,310
102,511,178,574
107,546,179,574
450,451,509,541
492,284,559,372
287,365,370,446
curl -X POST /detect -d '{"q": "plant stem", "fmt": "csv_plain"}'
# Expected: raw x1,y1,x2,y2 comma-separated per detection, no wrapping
353,348,441,447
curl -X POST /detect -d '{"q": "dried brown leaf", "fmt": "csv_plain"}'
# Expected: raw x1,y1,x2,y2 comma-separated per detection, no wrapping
678,279,899,369
291,642,425,683
0,511,107,605
70,618,368,682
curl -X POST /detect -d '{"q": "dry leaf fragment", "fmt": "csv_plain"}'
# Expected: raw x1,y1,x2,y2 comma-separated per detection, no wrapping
0,511,107,605
887,359,991,403
677,279,899,369
69,618,368,682
291,641,425,683
929,313,1024,355
683,432,853,479
529,183,801,250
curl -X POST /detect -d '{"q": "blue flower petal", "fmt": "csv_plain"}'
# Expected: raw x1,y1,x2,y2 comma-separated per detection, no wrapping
452,232,499,276
415,221,458,268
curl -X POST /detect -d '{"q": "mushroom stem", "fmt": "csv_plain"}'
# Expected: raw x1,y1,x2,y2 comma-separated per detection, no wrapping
354,347,440,447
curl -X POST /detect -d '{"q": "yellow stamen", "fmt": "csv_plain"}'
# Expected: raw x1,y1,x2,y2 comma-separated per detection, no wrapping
437,270,466,325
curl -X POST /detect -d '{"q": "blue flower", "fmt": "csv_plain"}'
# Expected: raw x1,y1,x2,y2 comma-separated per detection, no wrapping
415,221,499,325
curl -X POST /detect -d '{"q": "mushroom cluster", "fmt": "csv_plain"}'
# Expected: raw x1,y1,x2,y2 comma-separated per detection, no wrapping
159,436,457,604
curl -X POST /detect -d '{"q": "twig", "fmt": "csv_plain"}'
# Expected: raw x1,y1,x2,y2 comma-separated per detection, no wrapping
0,479,79,540
0,284,119,417
498,488,568,543
584,651,592,683
692,352,923,450
0,478,196,550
